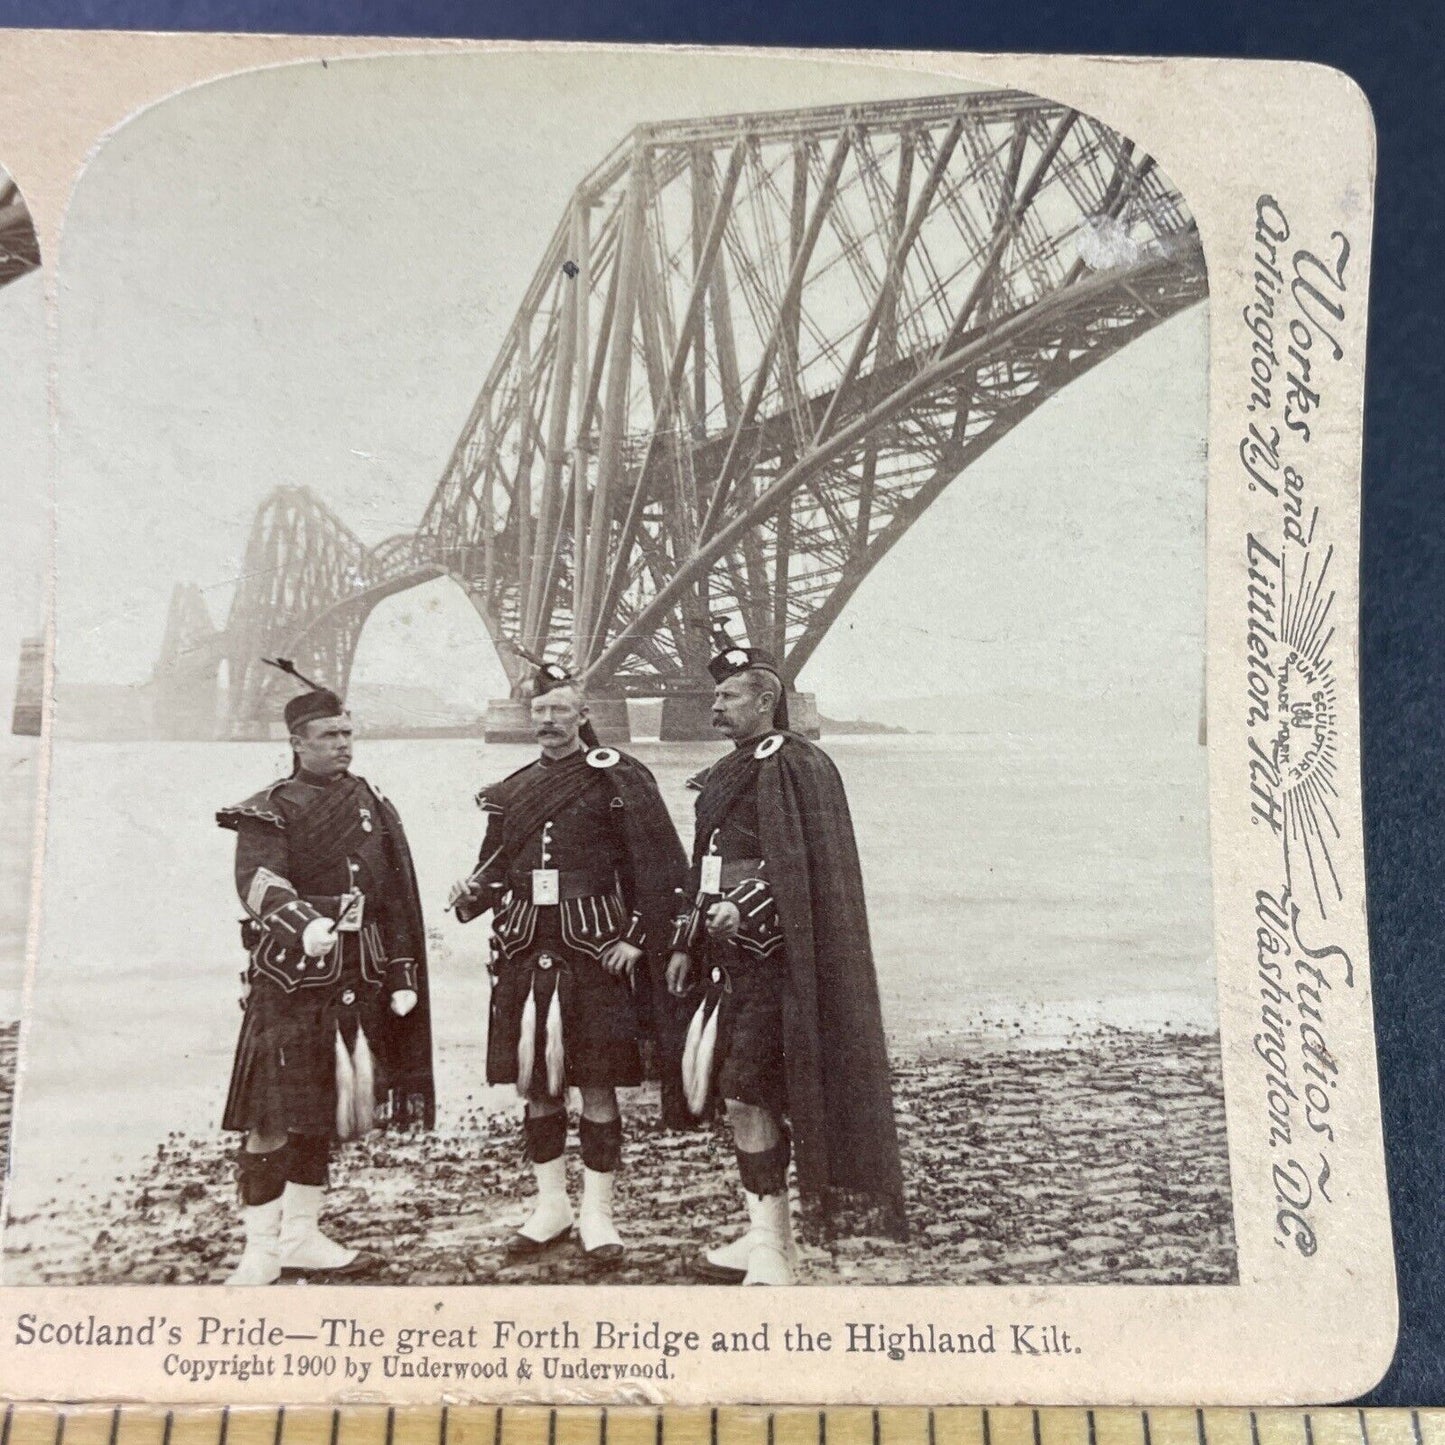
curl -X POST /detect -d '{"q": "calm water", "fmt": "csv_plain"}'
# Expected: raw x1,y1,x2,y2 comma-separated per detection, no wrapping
4,731,1213,1212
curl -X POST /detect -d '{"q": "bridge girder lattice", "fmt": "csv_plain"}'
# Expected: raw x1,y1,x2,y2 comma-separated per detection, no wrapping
184,89,1208,729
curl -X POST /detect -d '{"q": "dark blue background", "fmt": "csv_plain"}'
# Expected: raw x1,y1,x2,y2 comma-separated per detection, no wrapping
1,0,1439,1406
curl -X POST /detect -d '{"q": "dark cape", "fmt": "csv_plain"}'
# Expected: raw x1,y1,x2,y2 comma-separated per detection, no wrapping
364,784,437,1129
603,753,691,982
218,773,437,1131
697,734,907,1239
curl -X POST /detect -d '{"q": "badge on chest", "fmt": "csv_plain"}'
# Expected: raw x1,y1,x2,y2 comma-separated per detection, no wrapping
700,826,724,893
337,891,364,931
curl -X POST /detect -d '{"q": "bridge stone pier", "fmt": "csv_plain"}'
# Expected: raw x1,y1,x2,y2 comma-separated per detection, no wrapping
10,637,43,737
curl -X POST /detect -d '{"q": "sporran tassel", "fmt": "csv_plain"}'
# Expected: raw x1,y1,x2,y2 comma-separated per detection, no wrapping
334,1027,357,1142
544,984,565,1098
681,993,720,1117
351,1027,376,1138
680,997,706,1103
692,1000,720,1116
516,981,538,1100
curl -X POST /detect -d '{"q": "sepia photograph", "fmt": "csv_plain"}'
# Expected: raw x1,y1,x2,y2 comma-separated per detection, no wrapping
0,162,43,1185
0,50,1234,1294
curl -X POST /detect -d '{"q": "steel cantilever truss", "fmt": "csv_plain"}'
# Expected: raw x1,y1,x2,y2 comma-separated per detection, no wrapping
420,88,1206,697
169,89,1208,730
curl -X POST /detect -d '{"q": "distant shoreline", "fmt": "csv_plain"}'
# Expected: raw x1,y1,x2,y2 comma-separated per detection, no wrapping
35,678,1202,744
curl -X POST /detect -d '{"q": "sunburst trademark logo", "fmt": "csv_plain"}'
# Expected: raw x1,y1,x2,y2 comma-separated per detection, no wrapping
1276,547,1341,915
1276,643,1337,789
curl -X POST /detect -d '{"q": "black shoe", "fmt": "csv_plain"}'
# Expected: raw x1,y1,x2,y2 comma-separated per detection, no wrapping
505,1224,572,1258
281,1248,383,1281
692,1251,747,1283
583,1239,625,1268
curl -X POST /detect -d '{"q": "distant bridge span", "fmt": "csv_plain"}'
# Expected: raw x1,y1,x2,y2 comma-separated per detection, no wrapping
153,88,1207,735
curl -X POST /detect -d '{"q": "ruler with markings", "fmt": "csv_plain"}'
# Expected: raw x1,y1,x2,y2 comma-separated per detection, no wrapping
0,1408,1440,1445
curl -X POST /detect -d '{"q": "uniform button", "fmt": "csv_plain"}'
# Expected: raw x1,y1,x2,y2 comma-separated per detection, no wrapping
711,967,721,983
341,988,356,1005
539,955,553,971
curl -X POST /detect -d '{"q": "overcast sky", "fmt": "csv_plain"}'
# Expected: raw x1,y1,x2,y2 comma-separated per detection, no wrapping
47,49,1208,724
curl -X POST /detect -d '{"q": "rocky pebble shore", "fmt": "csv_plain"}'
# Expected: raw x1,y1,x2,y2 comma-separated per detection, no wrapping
3,1028,1235,1286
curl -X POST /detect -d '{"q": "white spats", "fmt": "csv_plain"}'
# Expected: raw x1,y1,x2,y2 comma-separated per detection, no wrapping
702,1189,798,1282
278,1182,360,1272
512,1155,573,1250
742,1191,795,1285
703,1222,756,1277
578,1166,624,1262
225,1197,283,1285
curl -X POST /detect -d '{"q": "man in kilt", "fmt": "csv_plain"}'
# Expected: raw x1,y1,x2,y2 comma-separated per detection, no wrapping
450,666,687,1264
666,645,906,1284
217,675,434,1285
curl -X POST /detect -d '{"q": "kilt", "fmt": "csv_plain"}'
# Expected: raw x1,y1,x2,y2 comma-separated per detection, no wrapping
223,959,387,1137
486,912,643,1092
705,942,788,1116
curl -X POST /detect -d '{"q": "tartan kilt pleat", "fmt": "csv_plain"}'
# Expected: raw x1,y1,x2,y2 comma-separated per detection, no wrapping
486,947,643,1091
710,945,788,1115
223,973,386,1138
